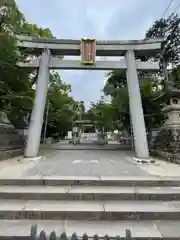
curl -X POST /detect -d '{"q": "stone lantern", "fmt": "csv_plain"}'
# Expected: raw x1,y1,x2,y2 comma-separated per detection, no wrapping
155,89,180,162
162,89,180,130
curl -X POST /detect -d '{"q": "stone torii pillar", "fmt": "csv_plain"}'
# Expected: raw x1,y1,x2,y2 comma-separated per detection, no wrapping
125,50,149,160
24,49,50,159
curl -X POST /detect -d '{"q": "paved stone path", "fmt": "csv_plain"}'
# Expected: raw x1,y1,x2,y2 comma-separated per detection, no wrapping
0,142,180,178
24,149,149,177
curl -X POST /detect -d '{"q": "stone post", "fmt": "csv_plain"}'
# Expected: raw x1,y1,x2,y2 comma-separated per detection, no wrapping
125,50,149,159
24,49,50,159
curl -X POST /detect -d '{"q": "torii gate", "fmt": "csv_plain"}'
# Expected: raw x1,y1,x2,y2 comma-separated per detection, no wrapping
16,35,165,161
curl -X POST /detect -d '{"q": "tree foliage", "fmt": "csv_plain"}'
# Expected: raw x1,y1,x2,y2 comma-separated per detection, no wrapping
0,0,82,138
145,14,180,67
101,14,180,133
45,72,80,136
86,98,117,132
103,69,165,132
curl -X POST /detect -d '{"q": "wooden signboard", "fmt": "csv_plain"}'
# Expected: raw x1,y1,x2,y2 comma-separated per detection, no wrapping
80,38,96,65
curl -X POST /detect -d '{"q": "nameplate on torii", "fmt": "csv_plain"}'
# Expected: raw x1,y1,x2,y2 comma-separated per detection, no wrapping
80,38,96,65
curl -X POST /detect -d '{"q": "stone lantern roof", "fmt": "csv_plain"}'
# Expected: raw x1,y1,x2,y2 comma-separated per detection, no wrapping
166,88,180,98
162,88,180,113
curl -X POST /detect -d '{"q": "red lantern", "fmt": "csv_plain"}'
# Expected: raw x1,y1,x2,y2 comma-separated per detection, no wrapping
80,38,96,65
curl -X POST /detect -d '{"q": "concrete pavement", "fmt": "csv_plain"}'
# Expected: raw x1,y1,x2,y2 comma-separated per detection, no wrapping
0,142,180,178
0,144,180,239
24,149,148,177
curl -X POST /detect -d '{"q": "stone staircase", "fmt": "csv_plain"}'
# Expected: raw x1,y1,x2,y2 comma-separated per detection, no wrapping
0,176,180,239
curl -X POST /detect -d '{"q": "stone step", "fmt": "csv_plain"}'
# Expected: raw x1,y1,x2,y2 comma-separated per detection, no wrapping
0,219,179,239
1,176,180,186
0,199,180,221
0,185,180,201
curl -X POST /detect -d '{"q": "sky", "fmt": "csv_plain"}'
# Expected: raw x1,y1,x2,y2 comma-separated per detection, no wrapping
16,0,180,108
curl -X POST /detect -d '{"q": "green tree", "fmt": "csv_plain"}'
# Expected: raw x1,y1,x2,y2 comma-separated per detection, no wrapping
21,23,53,38
145,14,180,76
86,100,116,132
103,14,180,132
103,70,130,131
44,72,81,137
0,0,57,128
0,1,32,125
103,70,165,132
0,0,25,34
